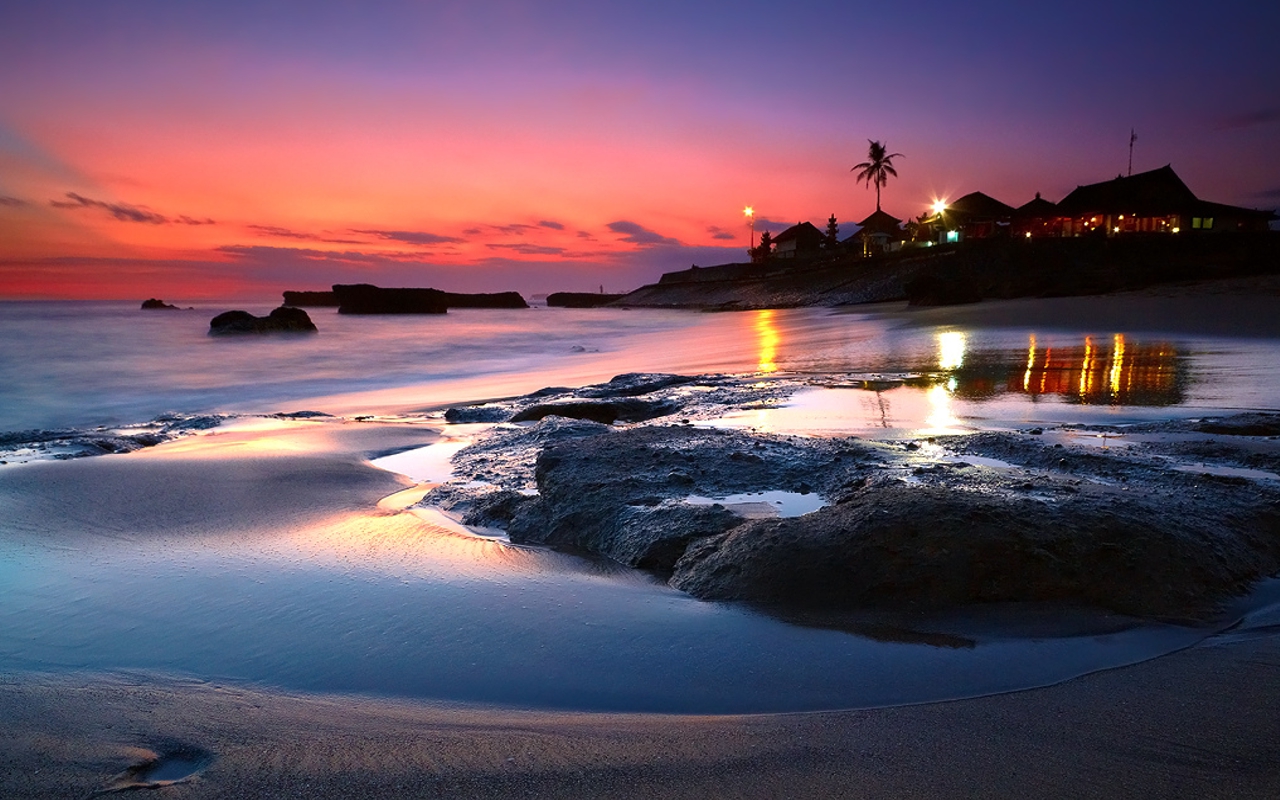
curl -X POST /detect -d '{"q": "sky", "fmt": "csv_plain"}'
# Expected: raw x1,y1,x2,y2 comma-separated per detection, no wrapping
2,0,1278,301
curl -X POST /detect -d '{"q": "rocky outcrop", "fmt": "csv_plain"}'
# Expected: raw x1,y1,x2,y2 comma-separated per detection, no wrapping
441,291,528,309
282,291,339,307
332,284,448,314
546,292,625,308
141,298,183,310
424,410,1280,620
208,306,317,335
328,284,528,313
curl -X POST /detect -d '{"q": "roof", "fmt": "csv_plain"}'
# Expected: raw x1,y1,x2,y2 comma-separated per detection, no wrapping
1055,165,1198,217
1016,192,1058,218
854,209,902,233
945,191,1015,219
772,221,825,246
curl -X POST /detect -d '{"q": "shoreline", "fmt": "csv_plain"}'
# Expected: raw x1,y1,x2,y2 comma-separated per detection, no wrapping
4,632,1278,798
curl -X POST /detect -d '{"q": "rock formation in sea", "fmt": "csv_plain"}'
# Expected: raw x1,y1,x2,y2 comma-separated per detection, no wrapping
141,298,182,310
208,306,318,335
282,290,341,307
546,292,625,308
325,284,528,313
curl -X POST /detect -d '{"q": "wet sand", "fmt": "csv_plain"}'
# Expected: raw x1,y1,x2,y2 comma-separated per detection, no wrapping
4,281,1280,797
2,635,1277,798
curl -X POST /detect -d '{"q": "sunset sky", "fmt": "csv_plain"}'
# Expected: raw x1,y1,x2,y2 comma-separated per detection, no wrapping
2,1,1277,300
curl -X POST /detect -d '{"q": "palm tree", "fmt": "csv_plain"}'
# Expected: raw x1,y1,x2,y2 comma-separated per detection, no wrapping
851,140,904,212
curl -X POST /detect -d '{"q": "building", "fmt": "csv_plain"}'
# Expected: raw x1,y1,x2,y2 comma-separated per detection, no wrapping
927,191,1015,242
848,209,903,256
1053,165,1275,236
1013,192,1061,238
772,221,826,259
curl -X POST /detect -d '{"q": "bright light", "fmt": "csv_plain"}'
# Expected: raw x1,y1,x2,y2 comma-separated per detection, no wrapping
931,200,947,215
1024,231,1032,238
1113,226,1120,233
743,206,754,218
1172,226,1180,233
938,331,967,371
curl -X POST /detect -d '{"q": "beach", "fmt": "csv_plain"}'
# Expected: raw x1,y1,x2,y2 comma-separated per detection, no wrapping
3,283,1280,796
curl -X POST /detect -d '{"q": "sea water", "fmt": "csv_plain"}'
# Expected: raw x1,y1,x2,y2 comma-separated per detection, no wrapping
5,299,1280,434
2,298,1280,712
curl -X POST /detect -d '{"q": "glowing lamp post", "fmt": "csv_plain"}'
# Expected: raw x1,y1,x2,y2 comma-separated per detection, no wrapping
744,206,755,251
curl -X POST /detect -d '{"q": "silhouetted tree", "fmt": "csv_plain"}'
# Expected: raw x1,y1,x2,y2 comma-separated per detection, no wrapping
851,140,903,212
825,214,839,249
753,230,774,262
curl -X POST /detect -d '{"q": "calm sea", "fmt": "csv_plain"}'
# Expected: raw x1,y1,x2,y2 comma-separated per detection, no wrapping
3,299,1280,434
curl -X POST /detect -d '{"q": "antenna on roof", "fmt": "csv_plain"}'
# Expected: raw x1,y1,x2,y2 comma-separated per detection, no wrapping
1128,129,1137,177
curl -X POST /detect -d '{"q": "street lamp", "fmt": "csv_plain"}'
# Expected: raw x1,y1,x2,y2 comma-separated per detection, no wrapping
744,206,755,250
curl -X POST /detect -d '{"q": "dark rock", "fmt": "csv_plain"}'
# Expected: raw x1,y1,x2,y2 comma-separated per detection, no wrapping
444,405,512,424
282,290,339,307
546,292,625,308
441,291,528,309
141,298,182,310
511,398,682,424
669,479,1280,618
330,284,528,313
576,373,698,398
332,284,448,314
209,306,317,335
1196,414,1280,437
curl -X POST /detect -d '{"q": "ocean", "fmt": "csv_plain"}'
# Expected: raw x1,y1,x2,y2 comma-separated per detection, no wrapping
2,298,1280,713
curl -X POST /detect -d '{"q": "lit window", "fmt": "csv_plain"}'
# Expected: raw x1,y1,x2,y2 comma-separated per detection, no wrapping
1204,218,1213,229
1192,217,1202,229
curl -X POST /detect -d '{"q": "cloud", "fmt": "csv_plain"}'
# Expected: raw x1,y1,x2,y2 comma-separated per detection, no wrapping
537,220,565,230
606,220,681,247
218,244,438,265
1218,108,1280,131
1254,187,1280,201
0,196,27,207
247,224,363,244
706,225,738,241
486,243,567,256
48,192,214,225
50,192,167,223
576,230,596,240
753,217,796,234
462,227,482,235
491,223,534,236
350,228,466,246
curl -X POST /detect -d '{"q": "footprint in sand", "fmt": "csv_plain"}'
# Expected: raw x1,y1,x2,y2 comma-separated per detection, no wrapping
93,743,214,795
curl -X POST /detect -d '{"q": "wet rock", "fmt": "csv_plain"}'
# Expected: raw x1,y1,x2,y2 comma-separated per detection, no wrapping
444,405,512,423
1196,413,1280,437
209,306,317,335
669,479,1280,617
502,426,873,573
576,373,698,398
510,398,682,424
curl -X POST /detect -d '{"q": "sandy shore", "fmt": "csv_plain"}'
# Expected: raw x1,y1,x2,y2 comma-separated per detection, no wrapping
2,633,1277,798
4,282,1280,797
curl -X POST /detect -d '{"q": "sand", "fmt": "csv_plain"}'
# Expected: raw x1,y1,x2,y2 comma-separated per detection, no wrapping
2,635,1277,798
4,283,1280,797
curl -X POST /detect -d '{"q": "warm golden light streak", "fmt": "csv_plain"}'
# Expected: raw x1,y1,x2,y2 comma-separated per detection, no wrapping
1109,333,1126,396
1023,334,1037,392
754,309,779,373
1079,336,1094,395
